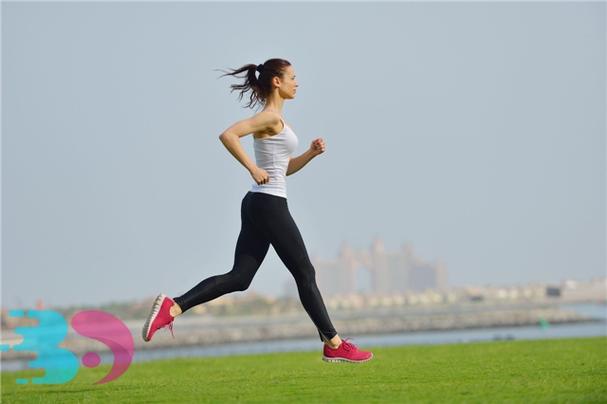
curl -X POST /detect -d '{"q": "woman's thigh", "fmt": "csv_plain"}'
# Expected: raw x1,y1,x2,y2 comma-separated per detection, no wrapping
268,210,311,272
234,193,271,276
249,194,312,275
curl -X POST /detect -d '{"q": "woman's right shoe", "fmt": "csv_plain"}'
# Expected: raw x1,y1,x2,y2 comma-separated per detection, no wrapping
142,293,176,342
322,338,374,363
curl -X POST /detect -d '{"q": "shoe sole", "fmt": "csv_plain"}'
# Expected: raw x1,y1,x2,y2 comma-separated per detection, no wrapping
322,353,374,363
142,293,167,342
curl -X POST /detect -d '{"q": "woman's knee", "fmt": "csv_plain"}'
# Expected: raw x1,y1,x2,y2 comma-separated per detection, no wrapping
292,260,317,285
222,270,253,292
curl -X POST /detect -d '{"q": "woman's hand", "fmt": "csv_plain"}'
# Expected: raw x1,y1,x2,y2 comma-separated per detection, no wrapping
309,138,326,157
250,166,269,185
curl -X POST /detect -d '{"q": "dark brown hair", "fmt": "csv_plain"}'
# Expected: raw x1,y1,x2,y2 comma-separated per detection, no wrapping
216,58,291,110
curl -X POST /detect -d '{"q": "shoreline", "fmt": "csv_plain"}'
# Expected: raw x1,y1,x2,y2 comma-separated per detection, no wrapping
1,302,604,361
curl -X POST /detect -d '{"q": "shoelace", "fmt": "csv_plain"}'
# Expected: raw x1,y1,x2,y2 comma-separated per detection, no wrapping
162,302,176,339
341,338,355,351
156,318,175,339
166,321,175,339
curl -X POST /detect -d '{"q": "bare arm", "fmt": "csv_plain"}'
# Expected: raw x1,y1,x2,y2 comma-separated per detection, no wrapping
286,150,316,176
286,138,326,176
218,112,281,185
218,132,257,173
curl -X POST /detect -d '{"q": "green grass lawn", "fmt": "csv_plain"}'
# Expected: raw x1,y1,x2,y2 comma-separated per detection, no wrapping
2,336,606,403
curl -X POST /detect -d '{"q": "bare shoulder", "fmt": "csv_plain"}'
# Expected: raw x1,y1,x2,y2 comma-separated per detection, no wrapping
220,110,281,139
253,110,282,127
252,111,283,138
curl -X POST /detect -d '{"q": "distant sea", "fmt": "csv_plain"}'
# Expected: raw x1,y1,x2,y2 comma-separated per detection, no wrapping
130,302,606,363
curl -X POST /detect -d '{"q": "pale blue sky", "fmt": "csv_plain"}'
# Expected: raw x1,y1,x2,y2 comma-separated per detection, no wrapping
2,2,605,309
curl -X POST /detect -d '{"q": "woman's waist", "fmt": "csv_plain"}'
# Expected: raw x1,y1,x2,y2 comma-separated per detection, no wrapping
251,179,286,190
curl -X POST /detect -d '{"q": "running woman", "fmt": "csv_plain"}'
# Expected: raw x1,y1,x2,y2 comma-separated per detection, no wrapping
142,58,373,363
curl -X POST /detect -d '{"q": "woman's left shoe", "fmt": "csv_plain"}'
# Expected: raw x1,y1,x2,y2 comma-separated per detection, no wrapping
142,293,176,342
322,338,374,363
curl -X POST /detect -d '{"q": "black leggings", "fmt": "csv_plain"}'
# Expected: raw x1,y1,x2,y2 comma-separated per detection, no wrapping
173,191,337,342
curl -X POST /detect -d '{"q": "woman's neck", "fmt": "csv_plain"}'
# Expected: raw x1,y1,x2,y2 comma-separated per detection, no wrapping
263,96,285,114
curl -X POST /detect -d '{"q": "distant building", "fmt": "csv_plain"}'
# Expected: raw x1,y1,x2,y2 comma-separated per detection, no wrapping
308,238,447,297
545,286,561,298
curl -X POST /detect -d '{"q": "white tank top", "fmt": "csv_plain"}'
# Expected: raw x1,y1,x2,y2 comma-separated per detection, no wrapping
250,117,298,198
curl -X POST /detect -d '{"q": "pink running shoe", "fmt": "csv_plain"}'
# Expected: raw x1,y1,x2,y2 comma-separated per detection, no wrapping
322,338,374,363
142,293,176,342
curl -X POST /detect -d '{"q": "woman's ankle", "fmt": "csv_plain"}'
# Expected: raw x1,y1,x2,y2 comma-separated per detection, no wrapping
169,303,182,317
324,335,342,349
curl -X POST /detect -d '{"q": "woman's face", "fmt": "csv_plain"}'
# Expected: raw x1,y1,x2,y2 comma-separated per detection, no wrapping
277,66,298,99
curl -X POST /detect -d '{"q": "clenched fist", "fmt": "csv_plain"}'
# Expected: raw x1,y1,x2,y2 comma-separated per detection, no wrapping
310,138,326,157
250,166,269,185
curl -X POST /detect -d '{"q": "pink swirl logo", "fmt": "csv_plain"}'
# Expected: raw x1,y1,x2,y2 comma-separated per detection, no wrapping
71,310,134,384
1,309,134,385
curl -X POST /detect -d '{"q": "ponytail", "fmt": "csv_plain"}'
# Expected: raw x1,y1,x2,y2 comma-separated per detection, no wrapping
215,58,291,109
